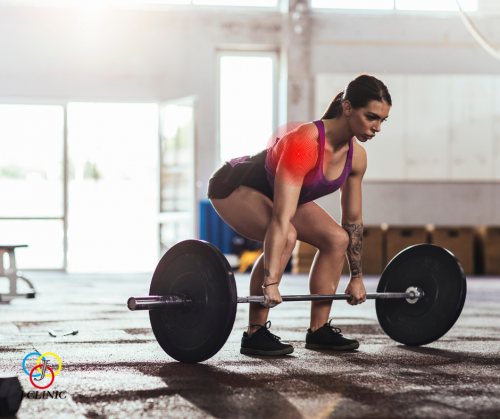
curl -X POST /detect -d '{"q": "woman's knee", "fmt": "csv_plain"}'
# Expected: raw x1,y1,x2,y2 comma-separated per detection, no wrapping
285,224,298,255
318,227,349,254
339,229,350,252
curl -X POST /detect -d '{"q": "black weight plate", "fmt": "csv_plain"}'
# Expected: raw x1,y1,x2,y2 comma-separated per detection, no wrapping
0,376,23,416
376,244,467,346
149,240,237,363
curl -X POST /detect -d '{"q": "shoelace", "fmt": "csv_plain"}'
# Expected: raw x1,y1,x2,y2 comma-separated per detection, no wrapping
248,321,282,342
323,319,343,336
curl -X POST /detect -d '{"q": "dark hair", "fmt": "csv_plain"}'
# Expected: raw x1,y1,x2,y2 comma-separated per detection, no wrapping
321,74,392,120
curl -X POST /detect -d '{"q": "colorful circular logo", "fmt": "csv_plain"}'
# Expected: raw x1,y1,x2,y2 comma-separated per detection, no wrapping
22,352,61,389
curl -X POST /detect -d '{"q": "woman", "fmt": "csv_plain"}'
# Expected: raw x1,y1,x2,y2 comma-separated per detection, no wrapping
208,74,392,356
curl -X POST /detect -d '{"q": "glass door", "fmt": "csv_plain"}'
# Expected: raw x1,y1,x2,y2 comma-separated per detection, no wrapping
0,104,65,269
218,52,277,163
67,102,159,273
158,97,196,256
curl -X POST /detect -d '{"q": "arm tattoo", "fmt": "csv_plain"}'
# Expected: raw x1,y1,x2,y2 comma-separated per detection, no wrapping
264,269,270,277
342,223,363,278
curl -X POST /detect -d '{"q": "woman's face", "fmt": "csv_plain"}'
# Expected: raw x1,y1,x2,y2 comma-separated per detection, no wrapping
345,100,391,143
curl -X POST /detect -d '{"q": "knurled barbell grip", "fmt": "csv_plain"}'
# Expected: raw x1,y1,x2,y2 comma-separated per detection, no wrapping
237,291,422,303
128,290,422,310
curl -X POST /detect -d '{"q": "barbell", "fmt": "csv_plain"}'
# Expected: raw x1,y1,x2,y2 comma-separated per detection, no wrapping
127,240,467,363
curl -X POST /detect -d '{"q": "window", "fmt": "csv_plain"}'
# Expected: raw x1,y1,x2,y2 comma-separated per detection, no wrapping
140,0,278,5
1,101,164,272
67,102,159,273
311,0,393,10
311,0,478,11
13,0,277,7
0,104,65,269
194,0,277,5
158,99,196,254
396,0,477,11
219,53,277,163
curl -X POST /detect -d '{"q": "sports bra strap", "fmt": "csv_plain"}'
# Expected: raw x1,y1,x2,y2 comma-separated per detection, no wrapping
313,120,325,146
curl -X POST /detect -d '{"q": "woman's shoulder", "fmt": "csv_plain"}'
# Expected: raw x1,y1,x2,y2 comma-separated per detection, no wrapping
352,138,366,155
286,122,321,148
277,122,320,150
296,121,320,138
270,122,321,177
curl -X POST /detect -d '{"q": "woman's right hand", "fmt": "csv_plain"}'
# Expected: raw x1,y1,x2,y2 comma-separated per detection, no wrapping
262,285,282,308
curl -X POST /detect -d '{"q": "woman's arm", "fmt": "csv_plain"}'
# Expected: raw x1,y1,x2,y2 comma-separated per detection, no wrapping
262,180,301,307
262,123,319,308
340,142,367,305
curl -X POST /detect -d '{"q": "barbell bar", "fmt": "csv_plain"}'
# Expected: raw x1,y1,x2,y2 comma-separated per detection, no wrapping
127,240,467,364
128,288,423,311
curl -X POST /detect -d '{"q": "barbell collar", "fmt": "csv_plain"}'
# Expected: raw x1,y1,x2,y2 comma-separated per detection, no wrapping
127,295,190,311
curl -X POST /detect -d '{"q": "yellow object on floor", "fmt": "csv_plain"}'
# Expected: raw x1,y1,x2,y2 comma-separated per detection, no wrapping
238,249,263,273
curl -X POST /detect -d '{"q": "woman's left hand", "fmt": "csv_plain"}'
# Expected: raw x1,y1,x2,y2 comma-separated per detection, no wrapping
344,277,366,305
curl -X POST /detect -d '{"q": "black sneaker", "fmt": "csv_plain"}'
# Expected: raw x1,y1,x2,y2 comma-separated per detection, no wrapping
305,320,359,350
240,321,294,356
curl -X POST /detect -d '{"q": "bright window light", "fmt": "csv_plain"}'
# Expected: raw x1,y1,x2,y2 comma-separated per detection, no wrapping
219,56,274,163
0,220,64,269
67,102,159,273
194,0,277,5
0,104,64,218
46,0,192,5
0,104,64,269
396,0,477,11
0,0,280,7
311,0,394,10
134,0,190,3
154,0,190,3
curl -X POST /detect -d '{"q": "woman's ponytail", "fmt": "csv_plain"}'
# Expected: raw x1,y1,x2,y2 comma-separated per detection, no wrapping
320,91,344,120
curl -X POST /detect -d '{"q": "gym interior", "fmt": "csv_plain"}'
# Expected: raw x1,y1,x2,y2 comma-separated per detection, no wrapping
1,0,500,418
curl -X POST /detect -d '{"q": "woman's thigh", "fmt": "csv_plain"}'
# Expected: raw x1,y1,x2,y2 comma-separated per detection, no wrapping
211,187,344,250
210,186,274,242
291,201,347,251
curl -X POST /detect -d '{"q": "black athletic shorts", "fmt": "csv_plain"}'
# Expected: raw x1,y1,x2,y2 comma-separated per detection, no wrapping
207,149,274,202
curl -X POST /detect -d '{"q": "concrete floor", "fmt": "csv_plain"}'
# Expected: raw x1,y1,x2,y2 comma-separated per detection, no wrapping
0,272,499,419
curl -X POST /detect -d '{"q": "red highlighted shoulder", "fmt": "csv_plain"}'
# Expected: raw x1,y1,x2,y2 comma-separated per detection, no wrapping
267,122,320,187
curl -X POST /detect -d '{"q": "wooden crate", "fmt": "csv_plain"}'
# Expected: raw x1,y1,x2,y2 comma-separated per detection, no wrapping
431,227,475,275
342,226,384,275
386,227,428,264
362,227,384,274
483,227,500,275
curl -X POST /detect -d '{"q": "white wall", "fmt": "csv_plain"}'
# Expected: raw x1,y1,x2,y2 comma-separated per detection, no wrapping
316,182,500,226
316,73,500,181
310,10,500,226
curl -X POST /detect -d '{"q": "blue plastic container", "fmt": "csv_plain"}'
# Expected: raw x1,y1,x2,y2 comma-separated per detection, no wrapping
199,199,238,254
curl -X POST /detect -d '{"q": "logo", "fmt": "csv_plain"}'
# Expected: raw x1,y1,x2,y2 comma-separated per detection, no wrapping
22,352,62,389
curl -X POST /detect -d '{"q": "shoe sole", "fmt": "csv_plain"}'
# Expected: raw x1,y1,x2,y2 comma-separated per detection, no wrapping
240,347,294,356
305,342,359,351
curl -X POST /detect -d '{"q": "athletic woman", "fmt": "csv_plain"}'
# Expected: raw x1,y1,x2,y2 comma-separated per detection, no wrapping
208,74,392,355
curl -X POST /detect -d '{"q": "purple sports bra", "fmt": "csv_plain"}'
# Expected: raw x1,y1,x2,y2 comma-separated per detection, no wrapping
266,120,353,205
227,120,353,206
